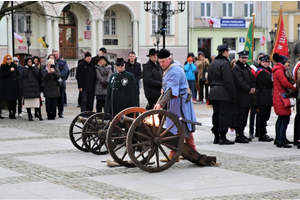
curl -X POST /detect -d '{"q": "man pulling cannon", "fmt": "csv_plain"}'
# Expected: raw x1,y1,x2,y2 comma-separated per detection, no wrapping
153,49,215,165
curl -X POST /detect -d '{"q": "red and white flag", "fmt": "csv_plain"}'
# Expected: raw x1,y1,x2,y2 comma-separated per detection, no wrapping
14,32,23,43
204,16,218,27
271,7,289,59
260,34,265,46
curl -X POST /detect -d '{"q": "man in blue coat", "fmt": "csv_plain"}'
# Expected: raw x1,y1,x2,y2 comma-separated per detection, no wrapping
154,48,197,162
53,50,69,118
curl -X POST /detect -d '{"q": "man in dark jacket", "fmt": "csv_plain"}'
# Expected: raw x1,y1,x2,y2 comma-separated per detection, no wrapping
53,50,69,118
104,58,138,116
76,52,96,112
208,43,237,145
125,51,142,106
142,48,162,109
232,50,256,143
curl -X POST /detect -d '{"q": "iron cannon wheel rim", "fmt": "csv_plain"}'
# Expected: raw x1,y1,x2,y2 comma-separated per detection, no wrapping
126,109,184,173
69,111,95,152
82,113,113,155
106,107,147,167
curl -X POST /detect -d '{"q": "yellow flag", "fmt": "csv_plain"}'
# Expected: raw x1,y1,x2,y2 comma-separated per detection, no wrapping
38,36,49,48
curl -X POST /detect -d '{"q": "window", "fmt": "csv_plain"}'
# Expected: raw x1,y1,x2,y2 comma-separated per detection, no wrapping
104,9,116,35
298,1,300,10
69,68,76,79
198,38,211,59
223,2,233,18
223,38,236,60
14,12,31,33
201,2,211,17
244,2,254,18
297,24,300,40
151,2,171,35
275,24,278,33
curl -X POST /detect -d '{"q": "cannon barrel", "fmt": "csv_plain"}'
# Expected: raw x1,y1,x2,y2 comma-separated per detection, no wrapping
77,116,88,123
77,116,110,125
120,115,135,124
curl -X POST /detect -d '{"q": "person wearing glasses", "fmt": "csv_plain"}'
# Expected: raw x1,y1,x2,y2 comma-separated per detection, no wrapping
12,57,24,117
104,58,138,116
0,54,21,119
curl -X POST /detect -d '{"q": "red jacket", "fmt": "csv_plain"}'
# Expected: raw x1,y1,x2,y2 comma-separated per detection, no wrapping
272,62,296,116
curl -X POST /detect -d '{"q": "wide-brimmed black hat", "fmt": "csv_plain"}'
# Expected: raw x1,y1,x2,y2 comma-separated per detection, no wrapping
95,56,110,66
147,48,157,57
115,58,125,66
157,48,170,59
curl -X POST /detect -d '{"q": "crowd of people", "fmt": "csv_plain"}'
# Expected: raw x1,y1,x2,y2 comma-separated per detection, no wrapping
0,50,69,121
1,44,300,150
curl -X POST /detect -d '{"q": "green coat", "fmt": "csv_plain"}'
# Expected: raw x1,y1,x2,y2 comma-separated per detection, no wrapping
104,70,138,116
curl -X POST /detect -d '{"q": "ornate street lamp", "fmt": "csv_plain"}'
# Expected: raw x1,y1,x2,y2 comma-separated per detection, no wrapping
269,29,275,53
144,1,186,48
155,30,161,51
25,28,32,55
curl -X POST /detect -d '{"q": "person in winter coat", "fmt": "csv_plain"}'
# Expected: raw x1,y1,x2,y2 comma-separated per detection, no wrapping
143,48,163,110
42,59,61,120
76,52,96,112
33,56,43,120
22,57,41,121
104,58,138,116
125,51,142,105
254,55,274,142
0,54,21,119
12,57,24,117
232,50,256,144
293,58,300,149
208,44,237,145
196,52,209,103
272,53,297,148
94,56,112,113
184,57,197,101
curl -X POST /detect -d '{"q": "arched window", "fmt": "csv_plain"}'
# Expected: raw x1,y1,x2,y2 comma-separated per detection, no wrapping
104,9,116,35
69,67,76,79
59,9,76,25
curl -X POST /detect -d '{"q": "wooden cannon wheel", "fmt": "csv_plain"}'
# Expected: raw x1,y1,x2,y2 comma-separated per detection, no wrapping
82,113,113,155
126,109,184,173
69,111,95,152
106,107,147,167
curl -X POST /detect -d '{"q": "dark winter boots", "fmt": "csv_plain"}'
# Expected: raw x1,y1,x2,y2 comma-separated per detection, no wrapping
258,127,274,142
235,130,250,143
219,133,235,145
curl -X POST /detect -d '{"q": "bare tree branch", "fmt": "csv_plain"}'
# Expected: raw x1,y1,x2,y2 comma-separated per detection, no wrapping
0,1,38,20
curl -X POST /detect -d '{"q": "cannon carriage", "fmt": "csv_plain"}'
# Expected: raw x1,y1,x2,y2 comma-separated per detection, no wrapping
69,107,217,173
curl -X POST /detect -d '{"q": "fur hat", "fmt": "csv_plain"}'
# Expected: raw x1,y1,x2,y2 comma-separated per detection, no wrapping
157,49,170,59
273,53,288,65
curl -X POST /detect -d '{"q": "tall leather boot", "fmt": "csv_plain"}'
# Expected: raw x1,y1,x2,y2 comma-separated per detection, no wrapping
27,108,33,121
235,130,249,143
219,133,235,145
258,127,273,142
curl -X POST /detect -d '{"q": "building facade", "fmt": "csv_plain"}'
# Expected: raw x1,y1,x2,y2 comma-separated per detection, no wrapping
0,1,188,79
189,1,269,61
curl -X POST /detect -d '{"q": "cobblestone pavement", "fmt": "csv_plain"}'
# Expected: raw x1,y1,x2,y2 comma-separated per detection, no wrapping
0,81,300,199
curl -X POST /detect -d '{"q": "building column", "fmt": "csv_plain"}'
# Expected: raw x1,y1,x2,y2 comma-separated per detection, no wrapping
97,19,103,51
6,15,12,56
46,17,53,56
91,19,97,56
133,20,139,57
53,19,59,51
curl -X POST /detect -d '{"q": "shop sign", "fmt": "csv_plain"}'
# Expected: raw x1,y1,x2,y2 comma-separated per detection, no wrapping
220,19,246,28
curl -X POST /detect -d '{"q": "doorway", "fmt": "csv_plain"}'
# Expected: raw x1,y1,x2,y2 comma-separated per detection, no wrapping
59,9,77,59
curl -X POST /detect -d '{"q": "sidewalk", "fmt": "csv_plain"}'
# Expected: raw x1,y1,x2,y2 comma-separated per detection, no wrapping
0,82,299,199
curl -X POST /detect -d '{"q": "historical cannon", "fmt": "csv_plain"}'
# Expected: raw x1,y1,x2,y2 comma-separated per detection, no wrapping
69,107,217,173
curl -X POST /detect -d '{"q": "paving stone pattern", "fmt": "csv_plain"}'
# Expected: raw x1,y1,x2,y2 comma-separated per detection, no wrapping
0,81,299,199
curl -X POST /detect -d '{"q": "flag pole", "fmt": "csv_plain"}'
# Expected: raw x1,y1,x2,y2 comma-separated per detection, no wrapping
252,13,256,63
